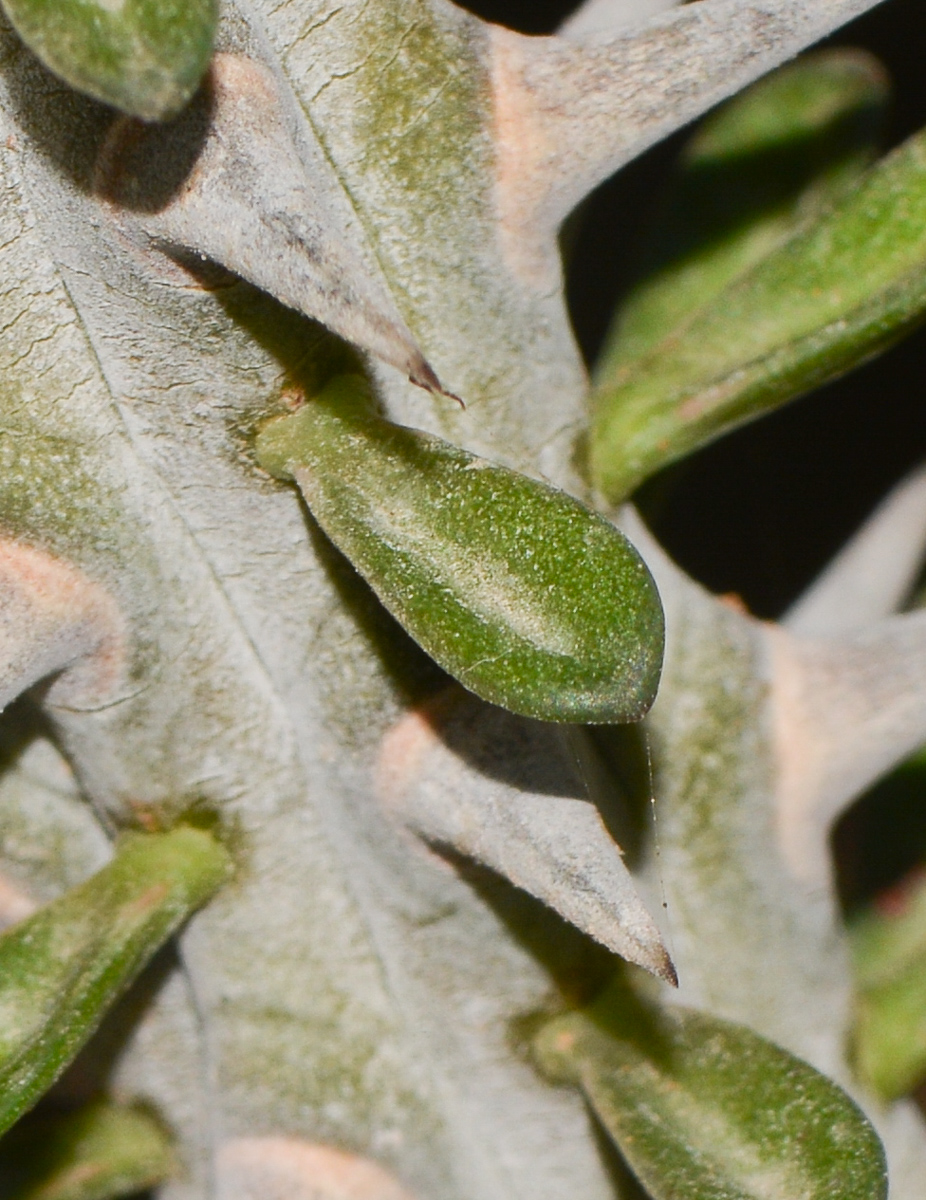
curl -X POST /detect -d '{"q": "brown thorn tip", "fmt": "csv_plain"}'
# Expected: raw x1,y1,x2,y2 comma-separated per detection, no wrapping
444,388,466,410
409,358,466,409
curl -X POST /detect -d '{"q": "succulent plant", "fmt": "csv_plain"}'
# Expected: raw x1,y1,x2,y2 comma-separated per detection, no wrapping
3,0,926,1198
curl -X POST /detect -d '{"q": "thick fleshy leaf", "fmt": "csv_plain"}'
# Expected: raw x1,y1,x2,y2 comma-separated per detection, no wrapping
534,991,887,1200
0,1100,173,1200
0,826,230,1134
594,49,887,376
851,861,926,1100
591,80,926,503
256,376,664,723
1,0,216,120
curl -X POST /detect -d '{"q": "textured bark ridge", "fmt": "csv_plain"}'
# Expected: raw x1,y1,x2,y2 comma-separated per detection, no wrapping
3,1,926,1199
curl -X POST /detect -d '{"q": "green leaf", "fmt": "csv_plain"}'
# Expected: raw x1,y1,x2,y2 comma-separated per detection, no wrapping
597,49,888,375
0,0,216,120
0,1100,173,1200
534,990,887,1200
256,376,664,723
0,826,230,1135
850,868,926,1100
590,55,926,504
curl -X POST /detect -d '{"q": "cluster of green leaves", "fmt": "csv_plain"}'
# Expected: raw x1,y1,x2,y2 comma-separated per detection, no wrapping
5,5,926,1200
571,42,926,1200
588,50,926,504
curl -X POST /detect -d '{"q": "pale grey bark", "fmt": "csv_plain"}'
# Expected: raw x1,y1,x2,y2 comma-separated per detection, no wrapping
559,0,679,40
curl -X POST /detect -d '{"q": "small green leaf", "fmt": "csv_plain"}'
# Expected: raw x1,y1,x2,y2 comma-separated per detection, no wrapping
590,56,926,504
0,826,230,1135
850,869,926,1100
256,376,664,723
534,989,887,1200
597,49,888,375
1,0,217,120
0,1100,173,1200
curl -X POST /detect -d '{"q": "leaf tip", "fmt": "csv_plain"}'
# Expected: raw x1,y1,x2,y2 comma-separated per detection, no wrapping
408,355,465,408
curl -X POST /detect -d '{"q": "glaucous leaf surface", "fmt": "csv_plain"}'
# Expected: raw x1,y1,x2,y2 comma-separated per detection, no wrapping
0,827,230,1134
534,986,888,1200
591,79,926,501
0,1100,173,1200
0,0,217,119
256,376,664,723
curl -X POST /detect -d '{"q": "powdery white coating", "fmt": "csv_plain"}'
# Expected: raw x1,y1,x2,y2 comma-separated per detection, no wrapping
0,539,126,712
96,54,436,388
1,14,623,1193
621,505,926,1192
559,0,680,41
377,691,675,982
771,612,926,886
217,1138,419,1200
1,0,922,1196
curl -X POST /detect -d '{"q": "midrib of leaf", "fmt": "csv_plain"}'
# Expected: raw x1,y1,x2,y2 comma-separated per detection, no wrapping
236,0,445,382
600,1068,806,1200
254,0,592,479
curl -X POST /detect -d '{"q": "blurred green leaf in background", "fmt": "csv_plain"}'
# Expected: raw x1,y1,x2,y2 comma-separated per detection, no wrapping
588,49,926,503
0,0,217,119
0,1101,173,1200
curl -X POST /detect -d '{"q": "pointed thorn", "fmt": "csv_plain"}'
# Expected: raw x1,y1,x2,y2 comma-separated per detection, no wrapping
408,357,465,408
377,690,672,982
660,950,679,989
